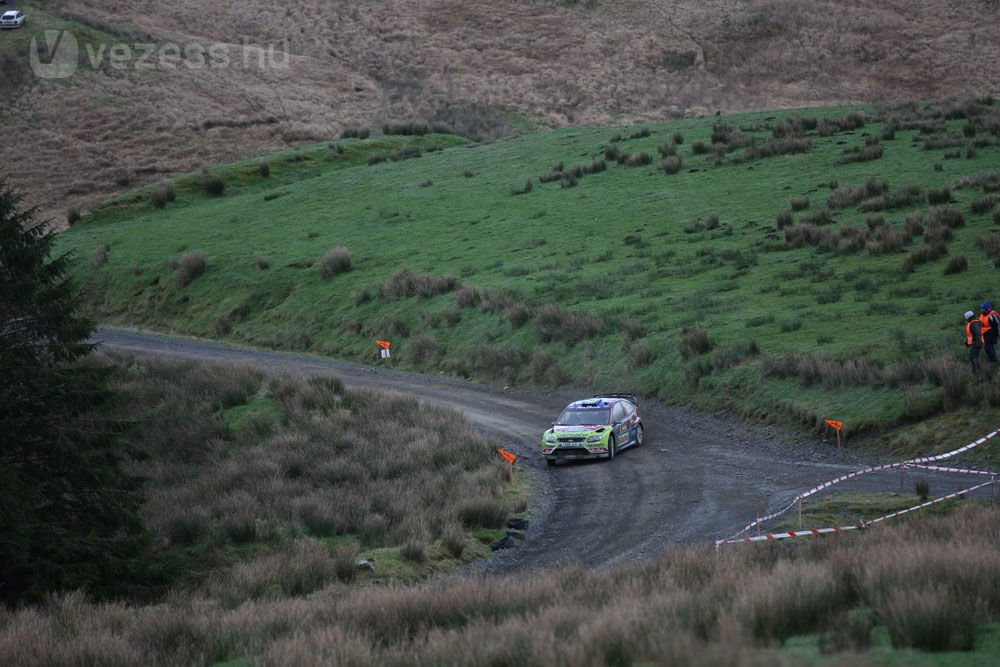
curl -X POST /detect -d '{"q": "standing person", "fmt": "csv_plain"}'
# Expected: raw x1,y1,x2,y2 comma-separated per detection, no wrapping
966,310,984,374
980,301,1000,367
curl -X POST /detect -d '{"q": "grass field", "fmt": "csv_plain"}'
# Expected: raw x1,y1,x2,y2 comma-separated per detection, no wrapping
59,100,1000,458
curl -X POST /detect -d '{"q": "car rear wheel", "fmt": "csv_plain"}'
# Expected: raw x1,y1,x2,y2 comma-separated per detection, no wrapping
635,424,644,447
607,434,616,462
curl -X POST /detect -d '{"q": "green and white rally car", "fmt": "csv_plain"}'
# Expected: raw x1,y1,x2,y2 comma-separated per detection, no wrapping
542,394,644,466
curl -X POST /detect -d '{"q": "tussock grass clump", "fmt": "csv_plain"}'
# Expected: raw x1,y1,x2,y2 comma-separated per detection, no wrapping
176,251,206,288
151,183,176,209
857,184,923,212
383,122,431,136
790,196,810,211
90,243,108,268
258,161,271,178
678,327,714,360
66,208,81,225
955,171,1000,192
624,151,653,167
828,175,889,208
505,302,532,328
661,155,684,174
628,128,651,139
672,131,684,144
628,339,656,368
691,139,710,155
930,207,964,228
340,126,370,139
927,186,952,205
839,142,884,163
785,223,836,250
817,110,866,135
944,254,968,274
511,178,533,195
367,153,387,166
971,194,1000,214
538,161,564,183
904,242,948,272
977,233,1000,267
534,304,606,345
455,285,481,308
658,142,678,157
733,137,812,163
389,145,422,162
776,210,794,228
378,267,459,300
203,174,225,197
318,247,352,278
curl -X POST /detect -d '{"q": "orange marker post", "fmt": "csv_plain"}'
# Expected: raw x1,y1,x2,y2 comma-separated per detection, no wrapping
498,448,517,483
825,419,844,449
375,340,392,360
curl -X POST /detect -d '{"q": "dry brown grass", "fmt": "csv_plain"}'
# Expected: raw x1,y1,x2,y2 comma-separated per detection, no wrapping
5,503,1000,665
4,0,1000,225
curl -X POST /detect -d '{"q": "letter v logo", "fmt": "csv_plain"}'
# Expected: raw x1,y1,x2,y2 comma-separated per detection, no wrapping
29,30,79,80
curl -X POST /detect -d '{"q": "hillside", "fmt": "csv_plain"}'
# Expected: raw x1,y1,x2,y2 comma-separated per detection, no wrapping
3,0,1000,223
61,100,1000,456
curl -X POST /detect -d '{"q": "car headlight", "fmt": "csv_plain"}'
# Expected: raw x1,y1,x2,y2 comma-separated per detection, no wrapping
585,434,604,443
544,432,557,443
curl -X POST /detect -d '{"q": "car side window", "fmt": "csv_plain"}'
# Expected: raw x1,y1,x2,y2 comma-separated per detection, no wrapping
612,403,626,423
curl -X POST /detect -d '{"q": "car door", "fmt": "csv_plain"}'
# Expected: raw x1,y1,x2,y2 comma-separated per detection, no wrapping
612,402,630,445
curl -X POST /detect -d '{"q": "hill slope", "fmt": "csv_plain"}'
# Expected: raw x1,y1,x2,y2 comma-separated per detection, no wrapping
3,0,1000,222
61,100,1000,456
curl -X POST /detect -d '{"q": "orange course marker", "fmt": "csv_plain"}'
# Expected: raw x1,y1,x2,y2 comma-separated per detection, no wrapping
498,449,517,464
824,419,843,431
375,340,391,349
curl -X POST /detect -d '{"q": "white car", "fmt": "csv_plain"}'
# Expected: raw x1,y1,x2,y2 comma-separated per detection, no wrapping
0,11,25,29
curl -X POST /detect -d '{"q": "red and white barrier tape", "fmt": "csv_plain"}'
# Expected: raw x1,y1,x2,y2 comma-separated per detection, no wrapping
717,479,997,547
728,427,1000,541
904,464,998,477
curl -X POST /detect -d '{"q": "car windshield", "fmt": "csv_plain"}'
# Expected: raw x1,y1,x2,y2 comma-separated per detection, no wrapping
557,407,610,426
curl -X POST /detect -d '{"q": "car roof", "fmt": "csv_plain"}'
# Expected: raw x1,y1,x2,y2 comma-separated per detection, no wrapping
2,11,19,16
563,398,617,410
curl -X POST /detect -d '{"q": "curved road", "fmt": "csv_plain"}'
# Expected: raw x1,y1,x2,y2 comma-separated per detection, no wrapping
95,328,979,573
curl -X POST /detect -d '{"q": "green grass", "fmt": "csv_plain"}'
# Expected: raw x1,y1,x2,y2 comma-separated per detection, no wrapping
774,492,972,532
59,100,1000,454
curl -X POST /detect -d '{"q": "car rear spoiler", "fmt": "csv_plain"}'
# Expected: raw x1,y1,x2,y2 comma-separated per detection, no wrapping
592,393,638,406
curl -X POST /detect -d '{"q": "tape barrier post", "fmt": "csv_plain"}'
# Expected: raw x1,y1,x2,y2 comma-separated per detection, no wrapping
716,478,998,547
498,448,517,483
727,426,1000,542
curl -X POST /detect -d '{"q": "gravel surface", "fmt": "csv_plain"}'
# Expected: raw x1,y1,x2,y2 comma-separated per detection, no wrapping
94,327,993,574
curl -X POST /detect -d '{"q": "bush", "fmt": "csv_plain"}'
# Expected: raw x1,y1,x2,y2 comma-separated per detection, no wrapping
176,251,207,288
505,302,532,328
776,210,793,228
511,178,533,195
915,478,930,502
828,176,889,208
203,174,226,196
930,207,964,228
66,208,81,226
318,247,352,278
389,145,422,162
904,243,947,272
838,143,884,163
340,126,370,139
658,142,677,157
790,196,810,211
367,153,387,166
978,234,1000,267
672,131,684,144
90,243,108,268
442,523,465,558
691,139,710,154
258,161,271,178
624,151,653,167
401,539,427,564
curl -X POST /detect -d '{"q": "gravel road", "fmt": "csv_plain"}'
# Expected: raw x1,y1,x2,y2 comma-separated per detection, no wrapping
94,328,992,573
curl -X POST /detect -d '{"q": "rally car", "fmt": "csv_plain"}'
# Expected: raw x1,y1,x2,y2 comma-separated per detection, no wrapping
542,394,644,466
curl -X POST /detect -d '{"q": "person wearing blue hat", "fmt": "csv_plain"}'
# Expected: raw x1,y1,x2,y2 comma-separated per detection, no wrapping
966,310,984,374
980,301,1000,367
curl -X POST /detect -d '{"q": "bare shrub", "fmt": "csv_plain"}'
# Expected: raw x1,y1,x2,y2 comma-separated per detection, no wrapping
534,304,606,345
378,268,459,300
90,243,108,268
318,247,352,278
678,327,713,360
203,174,225,196
176,251,206,288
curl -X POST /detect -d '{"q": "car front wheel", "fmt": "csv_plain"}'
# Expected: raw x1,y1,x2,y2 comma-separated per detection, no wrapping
607,434,616,462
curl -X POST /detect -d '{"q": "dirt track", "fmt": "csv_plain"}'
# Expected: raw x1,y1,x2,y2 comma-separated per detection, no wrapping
95,328,990,572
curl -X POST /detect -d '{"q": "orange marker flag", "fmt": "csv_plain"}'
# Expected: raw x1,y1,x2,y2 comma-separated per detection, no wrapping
498,449,517,464
375,340,391,349
824,419,843,431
